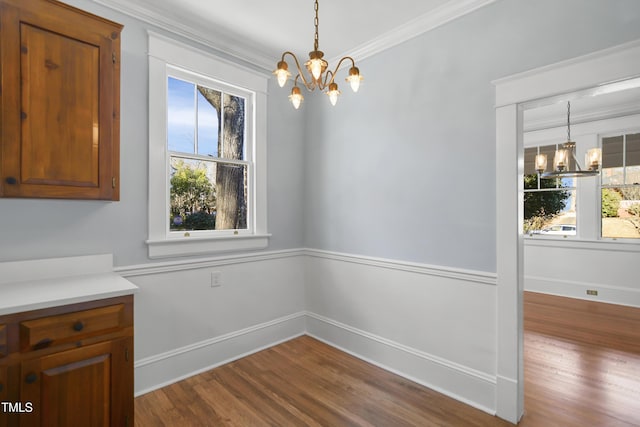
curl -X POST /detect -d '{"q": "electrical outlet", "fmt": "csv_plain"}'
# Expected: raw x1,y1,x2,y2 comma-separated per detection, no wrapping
586,289,598,296
211,271,222,287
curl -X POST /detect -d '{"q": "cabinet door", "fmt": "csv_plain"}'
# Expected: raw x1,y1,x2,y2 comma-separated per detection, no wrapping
19,337,133,427
0,0,121,200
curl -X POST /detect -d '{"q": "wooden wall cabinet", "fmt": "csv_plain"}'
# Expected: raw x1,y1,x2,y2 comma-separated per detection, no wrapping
0,295,134,426
0,0,122,200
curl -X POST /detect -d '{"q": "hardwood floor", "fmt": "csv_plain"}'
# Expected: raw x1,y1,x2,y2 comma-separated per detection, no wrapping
135,293,640,426
520,292,640,427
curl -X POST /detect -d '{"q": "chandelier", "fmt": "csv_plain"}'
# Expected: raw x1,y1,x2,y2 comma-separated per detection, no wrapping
273,0,363,109
535,101,602,178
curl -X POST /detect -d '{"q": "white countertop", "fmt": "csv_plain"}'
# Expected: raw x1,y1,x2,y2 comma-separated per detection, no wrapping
0,254,138,316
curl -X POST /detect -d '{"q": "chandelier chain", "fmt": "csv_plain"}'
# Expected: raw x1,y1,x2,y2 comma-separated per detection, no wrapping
314,0,319,52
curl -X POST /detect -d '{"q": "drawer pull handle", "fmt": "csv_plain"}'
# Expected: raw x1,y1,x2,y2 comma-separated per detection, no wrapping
0,382,4,392
25,373,38,384
5,177,17,185
73,321,84,332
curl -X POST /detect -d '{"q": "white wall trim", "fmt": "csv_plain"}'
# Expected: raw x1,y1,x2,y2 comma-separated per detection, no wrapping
493,39,640,108
116,247,496,283
135,311,306,396
306,311,495,385
115,248,305,277
304,248,497,285
306,312,497,415
329,0,497,64
525,275,640,308
524,237,640,253
92,0,273,73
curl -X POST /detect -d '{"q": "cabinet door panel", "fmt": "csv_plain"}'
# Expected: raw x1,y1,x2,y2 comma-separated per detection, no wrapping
0,0,121,200
20,337,131,427
20,23,100,189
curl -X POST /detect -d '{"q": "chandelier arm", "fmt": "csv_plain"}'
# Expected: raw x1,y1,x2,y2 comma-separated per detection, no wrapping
570,150,584,171
281,51,315,91
325,56,357,87
320,70,335,90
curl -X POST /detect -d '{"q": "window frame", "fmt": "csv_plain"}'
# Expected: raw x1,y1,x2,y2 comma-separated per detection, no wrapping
523,113,640,244
147,32,269,258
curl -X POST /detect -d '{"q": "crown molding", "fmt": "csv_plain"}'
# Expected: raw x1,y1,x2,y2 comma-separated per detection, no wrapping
94,0,495,73
328,0,498,64
91,0,275,73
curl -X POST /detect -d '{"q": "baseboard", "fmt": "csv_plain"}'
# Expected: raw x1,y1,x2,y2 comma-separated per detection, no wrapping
525,275,640,308
305,312,497,415
134,312,306,396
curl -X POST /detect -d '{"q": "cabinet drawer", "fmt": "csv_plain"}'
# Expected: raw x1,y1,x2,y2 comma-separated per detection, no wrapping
20,304,125,351
0,325,6,357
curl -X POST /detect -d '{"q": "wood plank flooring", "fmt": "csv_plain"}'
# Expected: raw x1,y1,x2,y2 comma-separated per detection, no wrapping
520,292,640,427
135,293,640,426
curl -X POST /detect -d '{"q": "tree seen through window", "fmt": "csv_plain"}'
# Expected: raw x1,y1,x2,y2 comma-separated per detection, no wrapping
167,76,247,231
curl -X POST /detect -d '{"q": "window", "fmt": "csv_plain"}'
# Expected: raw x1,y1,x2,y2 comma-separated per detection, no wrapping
601,132,640,239
147,33,269,258
167,74,250,233
524,144,576,236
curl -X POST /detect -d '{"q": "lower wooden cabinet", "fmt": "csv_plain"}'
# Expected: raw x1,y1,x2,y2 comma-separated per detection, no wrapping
1,364,8,426
0,295,133,426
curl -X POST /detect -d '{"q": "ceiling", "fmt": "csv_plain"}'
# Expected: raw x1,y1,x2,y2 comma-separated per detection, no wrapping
91,0,640,122
92,0,496,71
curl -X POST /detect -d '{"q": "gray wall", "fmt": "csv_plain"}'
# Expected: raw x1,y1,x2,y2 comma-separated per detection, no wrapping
1,0,639,271
0,0,305,266
303,0,640,273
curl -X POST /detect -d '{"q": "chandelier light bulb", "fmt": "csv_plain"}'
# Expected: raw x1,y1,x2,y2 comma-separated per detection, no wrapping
586,148,602,170
327,83,340,106
274,61,291,88
554,148,569,171
308,57,324,81
289,86,304,109
346,67,362,92
534,154,547,174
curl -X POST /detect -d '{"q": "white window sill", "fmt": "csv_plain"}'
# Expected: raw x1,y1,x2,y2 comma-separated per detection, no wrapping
146,234,271,258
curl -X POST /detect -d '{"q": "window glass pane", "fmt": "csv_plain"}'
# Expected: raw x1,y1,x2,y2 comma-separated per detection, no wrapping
626,133,640,167
524,147,537,176
220,94,246,161
625,133,640,185
524,189,576,235
197,88,219,157
167,77,196,154
169,157,248,231
169,157,216,231
214,162,248,230
524,174,538,190
602,135,624,186
601,187,640,239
